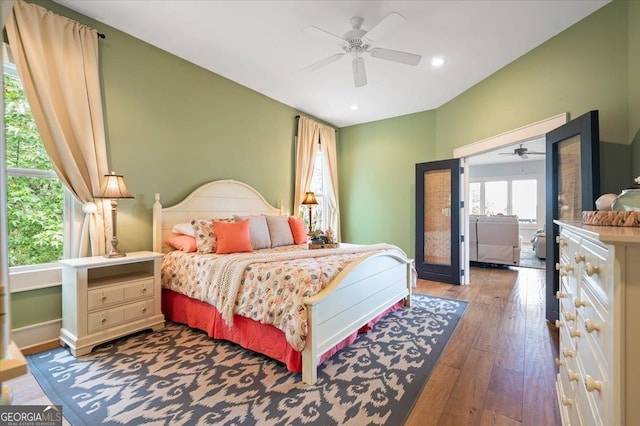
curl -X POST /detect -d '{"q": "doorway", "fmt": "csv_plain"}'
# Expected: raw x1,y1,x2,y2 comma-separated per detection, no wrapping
453,113,568,284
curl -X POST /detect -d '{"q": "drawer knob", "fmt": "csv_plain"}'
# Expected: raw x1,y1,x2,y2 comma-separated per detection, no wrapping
556,237,567,247
575,253,585,263
556,291,568,299
574,298,587,308
563,348,575,358
555,358,565,367
101,318,106,323
586,263,600,277
585,376,602,393
101,296,107,301
564,265,574,274
561,396,573,406
142,307,147,313
564,312,576,322
570,328,582,338
142,287,147,293
585,319,601,333
568,369,579,382
555,262,563,271
555,320,563,329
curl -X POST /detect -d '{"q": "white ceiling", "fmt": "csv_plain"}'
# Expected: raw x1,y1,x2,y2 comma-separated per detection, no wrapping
53,0,609,129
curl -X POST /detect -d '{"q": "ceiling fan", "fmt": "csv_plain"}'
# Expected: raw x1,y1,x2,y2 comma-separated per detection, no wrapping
302,12,421,87
499,144,546,160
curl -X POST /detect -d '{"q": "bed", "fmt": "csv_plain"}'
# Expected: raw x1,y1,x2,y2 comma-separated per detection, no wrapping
152,179,413,384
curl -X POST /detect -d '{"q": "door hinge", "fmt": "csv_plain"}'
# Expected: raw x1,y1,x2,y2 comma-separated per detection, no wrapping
460,269,465,277
460,235,465,243
460,200,464,209
460,166,464,174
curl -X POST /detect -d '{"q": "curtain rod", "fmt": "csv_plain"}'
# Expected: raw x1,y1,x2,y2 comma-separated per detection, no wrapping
295,115,337,132
97,32,106,39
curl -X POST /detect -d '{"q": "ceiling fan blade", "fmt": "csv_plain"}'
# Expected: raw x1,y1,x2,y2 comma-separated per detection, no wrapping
301,53,345,72
302,26,346,44
364,11,405,42
352,57,367,87
520,154,529,160
370,48,421,66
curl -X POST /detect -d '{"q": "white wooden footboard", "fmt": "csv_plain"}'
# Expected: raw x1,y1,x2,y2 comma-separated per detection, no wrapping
301,252,413,384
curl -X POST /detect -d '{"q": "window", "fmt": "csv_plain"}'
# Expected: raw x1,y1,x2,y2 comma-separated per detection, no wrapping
4,59,65,268
302,148,327,232
470,178,539,224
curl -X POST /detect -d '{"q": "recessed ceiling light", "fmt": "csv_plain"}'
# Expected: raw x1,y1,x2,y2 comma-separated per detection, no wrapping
431,56,445,67
350,105,359,111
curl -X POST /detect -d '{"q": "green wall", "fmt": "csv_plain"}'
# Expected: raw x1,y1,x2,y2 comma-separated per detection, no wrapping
339,111,436,252
630,0,640,176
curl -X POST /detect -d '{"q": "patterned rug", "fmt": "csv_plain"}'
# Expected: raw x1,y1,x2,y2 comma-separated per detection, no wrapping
519,246,546,270
27,294,467,426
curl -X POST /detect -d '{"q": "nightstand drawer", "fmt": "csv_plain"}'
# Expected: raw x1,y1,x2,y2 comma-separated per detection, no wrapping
123,299,155,322
88,307,125,333
123,278,155,301
87,286,125,311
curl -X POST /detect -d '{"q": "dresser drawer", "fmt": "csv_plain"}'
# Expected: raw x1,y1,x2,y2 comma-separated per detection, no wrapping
577,283,609,366
580,238,609,306
123,278,155,301
123,299,155,322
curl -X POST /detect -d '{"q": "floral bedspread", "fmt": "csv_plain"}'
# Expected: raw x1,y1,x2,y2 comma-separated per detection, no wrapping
160,244,408,351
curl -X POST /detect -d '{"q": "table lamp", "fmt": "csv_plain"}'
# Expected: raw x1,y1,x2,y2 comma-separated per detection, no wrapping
301,191,318,234
95,172,134,258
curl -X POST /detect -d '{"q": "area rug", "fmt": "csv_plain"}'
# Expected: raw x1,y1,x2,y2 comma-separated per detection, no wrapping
519,246,546,270
27,294,467,426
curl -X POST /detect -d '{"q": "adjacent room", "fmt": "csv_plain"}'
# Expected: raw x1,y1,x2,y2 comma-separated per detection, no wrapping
2,1,639,425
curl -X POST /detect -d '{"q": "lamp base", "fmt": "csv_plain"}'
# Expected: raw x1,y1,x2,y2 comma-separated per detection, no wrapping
103,248,126,258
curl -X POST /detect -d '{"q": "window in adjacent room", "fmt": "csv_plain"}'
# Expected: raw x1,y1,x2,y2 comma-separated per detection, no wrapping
4,56,66,268
470,178,539,224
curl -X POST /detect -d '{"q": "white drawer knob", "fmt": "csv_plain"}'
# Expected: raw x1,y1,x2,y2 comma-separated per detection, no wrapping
585,319,601,333
570,328,582,338
568,369,579,382
575,253,585,263
575,298,587,308
556,237,567,247
556,262,563,271
563,348,575,358
585,376,602,393
564,312,576,322
142,307,147,313
561,396,573,406
586,263,600,277
142,287,147,293
564,265,574,274
555,358,565,367
555,320,563,329
556,291,568,299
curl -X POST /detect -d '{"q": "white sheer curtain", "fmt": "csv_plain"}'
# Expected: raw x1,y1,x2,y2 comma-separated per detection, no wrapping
6,0,110,257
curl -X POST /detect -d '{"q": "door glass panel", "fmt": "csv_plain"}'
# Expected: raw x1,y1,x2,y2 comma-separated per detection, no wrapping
557,135,582,220
423,169,451,266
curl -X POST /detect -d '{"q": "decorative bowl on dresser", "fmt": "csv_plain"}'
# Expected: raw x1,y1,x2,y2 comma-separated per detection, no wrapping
59,251,165,356
554,221,640,425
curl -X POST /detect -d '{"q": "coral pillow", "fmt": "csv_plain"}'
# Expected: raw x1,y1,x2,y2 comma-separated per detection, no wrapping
288,216,308,244
213,219,253,254
164,235,197,253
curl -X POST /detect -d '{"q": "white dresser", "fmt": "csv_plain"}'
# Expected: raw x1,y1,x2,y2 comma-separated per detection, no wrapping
59,251,165,356
555,221,640,425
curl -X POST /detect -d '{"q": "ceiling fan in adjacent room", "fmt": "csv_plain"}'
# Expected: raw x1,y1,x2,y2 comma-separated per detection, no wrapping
499,144,546,160
302,12,421,88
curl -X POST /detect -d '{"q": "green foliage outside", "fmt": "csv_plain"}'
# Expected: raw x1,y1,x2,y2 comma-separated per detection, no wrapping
4,74,63,267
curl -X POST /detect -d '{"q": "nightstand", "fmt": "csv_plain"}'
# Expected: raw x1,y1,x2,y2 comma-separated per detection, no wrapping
59,251,165,356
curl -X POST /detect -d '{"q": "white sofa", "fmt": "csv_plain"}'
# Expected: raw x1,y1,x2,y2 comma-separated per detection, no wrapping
469,215,521,266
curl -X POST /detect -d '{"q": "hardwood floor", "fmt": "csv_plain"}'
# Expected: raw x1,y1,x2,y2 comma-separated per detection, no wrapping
4,265,560,425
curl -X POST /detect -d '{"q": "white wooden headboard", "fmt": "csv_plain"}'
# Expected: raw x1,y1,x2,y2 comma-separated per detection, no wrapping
153,179,284,253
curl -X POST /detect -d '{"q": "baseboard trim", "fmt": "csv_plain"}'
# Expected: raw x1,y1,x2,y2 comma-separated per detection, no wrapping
11,319,61,353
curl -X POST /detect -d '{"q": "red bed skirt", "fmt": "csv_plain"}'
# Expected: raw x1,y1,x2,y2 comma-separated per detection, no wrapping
161,289,403,372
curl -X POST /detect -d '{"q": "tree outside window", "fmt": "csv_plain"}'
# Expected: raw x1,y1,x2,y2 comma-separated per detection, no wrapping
4,62,64,267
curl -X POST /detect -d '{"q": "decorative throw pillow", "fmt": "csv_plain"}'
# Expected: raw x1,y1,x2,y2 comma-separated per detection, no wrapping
191,218,217,253
172,222,195,237
164,235,197,253
213,219,253,254
265,215,295,247
233,214,271,250
288,216,308,244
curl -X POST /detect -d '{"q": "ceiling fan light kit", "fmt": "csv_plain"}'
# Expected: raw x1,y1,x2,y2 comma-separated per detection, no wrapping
303,12,422,88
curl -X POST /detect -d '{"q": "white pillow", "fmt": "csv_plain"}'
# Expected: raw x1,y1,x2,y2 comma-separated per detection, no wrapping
172,222,195,237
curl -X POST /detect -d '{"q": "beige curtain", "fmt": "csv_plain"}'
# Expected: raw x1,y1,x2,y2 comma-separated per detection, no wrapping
6,0,109,257
294,116,320,214
319,125,341,241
